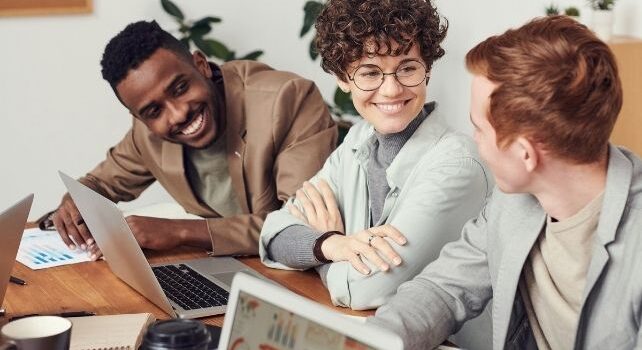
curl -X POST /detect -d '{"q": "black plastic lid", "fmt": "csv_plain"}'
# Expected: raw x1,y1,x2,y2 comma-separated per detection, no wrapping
141,319,211,350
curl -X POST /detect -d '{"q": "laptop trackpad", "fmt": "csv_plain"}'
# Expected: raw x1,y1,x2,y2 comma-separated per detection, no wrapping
212,271,239,287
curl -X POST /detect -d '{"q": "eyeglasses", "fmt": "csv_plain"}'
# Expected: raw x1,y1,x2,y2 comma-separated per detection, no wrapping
348,59,429,91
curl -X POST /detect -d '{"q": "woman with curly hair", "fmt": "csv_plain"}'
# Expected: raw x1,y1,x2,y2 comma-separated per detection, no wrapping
259,0,489,311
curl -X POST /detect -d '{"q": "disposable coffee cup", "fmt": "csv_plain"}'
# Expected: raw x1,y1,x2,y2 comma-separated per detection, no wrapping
141,319,211,350
0,315,71,350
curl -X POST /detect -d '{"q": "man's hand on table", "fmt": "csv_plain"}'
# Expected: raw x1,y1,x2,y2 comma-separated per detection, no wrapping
54,193,212,260
125,216,212,251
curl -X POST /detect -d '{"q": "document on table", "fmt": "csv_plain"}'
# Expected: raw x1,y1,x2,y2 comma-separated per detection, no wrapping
16,228,91,270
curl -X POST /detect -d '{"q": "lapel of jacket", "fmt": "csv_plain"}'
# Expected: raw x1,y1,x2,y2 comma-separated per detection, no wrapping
493,197,546,349
575,146,631,342
160,141,212,214
221,66,250,214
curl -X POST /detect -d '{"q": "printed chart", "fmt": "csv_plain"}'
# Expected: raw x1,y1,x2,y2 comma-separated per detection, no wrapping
17,228,91,269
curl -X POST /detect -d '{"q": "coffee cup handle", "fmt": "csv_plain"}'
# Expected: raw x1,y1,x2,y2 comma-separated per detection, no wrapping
0,341,18,350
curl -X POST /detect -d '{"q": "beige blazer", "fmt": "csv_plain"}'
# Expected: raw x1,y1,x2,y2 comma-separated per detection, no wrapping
80,60,337,256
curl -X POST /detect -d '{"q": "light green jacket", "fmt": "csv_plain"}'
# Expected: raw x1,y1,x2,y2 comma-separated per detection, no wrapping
259,111,490,310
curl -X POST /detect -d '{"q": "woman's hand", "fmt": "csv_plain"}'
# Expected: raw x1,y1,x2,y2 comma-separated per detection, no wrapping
321,224,407,275
287,180,344,233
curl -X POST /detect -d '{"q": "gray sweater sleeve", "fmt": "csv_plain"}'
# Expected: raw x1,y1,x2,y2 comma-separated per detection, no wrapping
266,225,324,269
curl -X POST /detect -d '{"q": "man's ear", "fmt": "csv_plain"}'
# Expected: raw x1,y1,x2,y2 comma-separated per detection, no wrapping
515,137,539,173
192,51,212,78
336,77,351,93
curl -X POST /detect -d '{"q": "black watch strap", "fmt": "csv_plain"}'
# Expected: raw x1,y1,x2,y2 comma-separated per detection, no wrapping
313,230,344,263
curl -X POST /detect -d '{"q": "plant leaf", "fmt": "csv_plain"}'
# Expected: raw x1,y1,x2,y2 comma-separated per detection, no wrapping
193,38,232,60
333,87,358,116
308,39,318,60
300,1,324,37
190,22,212,38
240,50,264,61
194,16,222,27
160,0,184,21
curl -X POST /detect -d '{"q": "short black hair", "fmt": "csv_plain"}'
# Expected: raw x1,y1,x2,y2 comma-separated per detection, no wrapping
100,20,192,90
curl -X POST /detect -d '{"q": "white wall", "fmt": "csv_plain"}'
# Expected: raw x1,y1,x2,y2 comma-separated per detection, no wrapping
2,0,641,219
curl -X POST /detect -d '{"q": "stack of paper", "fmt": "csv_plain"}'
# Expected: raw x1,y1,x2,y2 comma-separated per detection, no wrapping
68,313,156,350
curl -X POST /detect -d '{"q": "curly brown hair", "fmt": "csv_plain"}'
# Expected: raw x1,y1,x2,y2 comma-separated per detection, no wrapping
314,0,448,81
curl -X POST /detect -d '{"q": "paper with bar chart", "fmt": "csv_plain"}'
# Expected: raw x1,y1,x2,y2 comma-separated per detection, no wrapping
17,228,91,270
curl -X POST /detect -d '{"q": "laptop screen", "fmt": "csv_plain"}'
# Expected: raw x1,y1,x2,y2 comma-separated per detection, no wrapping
225,291,376,350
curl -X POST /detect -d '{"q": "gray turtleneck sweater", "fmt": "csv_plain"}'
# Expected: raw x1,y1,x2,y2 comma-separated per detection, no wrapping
266,104,433,269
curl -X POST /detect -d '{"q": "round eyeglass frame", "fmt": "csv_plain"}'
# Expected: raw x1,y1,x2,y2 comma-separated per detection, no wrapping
348,59,430,92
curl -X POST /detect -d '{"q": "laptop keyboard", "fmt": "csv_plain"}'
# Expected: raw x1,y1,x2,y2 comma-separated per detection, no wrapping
152,264,229,310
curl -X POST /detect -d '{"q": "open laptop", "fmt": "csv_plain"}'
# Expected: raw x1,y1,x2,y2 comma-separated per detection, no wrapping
59,171,263,319
0,194,34,307
219,272,404,350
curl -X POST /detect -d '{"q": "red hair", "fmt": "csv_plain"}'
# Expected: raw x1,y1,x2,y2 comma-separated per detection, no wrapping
466,16,622,163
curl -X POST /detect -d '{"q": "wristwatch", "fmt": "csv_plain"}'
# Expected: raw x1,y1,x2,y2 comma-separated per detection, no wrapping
313,230,344,263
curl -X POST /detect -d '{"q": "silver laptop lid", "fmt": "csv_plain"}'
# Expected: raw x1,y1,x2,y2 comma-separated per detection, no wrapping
219,272,404,350
59,172,176,317
0,194,33,306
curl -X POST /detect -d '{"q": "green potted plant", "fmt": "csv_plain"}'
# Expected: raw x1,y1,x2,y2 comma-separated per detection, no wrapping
588,0,617,41
160,0,263,62
301,0,358,143
545,3,560,16
588,0,615,10
564,6,581,18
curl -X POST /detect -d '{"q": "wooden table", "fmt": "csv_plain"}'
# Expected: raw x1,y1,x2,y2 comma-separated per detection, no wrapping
2,246,372,327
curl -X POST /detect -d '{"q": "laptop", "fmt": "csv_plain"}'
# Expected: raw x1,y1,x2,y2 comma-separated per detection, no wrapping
0,194,34,307
59,171,263,319
218,272,404,350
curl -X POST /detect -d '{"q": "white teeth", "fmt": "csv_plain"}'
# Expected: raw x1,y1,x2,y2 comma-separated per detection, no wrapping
180,114,204,135
376,102,404,113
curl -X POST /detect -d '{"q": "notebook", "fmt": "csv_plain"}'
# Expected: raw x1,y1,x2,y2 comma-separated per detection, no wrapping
68,313,156,350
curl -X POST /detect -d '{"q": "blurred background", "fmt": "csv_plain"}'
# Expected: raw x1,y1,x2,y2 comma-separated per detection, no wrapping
1,0,641,220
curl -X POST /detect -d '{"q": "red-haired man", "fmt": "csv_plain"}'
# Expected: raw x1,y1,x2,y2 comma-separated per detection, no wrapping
369,16,642,349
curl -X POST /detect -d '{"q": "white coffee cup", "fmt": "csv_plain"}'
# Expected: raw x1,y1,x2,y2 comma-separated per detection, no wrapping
0,316,71,350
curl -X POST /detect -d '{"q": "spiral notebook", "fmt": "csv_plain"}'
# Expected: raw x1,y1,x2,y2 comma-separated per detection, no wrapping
68,313,156,350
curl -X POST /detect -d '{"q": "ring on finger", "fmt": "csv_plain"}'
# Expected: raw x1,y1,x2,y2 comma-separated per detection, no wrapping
368,234,376,247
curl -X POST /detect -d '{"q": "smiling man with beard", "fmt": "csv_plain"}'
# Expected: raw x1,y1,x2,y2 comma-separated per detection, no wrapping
47,20,337,259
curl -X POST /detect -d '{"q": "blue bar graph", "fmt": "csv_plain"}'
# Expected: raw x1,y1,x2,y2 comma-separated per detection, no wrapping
17,229,91,270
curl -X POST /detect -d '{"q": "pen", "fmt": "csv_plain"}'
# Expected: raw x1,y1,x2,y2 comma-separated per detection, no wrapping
59,311,95,317
9,276,26,285
9,311,95,321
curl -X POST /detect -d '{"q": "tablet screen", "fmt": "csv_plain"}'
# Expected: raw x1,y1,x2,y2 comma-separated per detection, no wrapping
226,291,374,350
